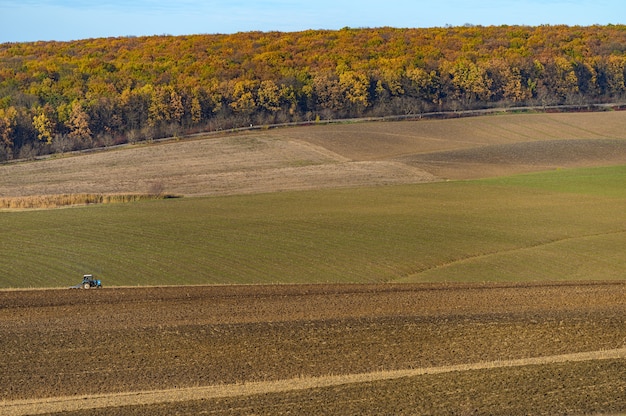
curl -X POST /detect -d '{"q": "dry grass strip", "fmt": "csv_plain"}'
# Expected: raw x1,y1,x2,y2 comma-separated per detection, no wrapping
2,348,625,416
0,193,171,209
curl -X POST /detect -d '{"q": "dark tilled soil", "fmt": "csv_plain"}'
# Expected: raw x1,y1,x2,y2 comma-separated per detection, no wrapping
1,282,625,402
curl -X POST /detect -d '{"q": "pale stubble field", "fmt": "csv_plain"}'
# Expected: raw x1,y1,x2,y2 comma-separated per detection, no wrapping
2,111,626,198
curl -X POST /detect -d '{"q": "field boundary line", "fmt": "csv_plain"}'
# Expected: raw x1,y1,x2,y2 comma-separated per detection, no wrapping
2,347,625,415
404,228,626,281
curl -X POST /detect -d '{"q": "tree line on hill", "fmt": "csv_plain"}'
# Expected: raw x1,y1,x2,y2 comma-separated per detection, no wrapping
1,25,626,160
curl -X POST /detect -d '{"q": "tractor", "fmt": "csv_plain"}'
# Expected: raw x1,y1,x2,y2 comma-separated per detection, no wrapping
71,274,102,289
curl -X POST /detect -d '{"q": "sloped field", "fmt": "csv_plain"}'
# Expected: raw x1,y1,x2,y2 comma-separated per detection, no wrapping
0,132,435,198
3,112,626,414
399,138,626,179
2,171,626,287
1,111,626,198
273,111,626,179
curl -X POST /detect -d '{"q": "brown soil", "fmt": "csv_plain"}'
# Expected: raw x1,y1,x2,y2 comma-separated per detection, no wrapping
6,349,625,415
1,112,626,198
1,282,625,414
398,138,626,179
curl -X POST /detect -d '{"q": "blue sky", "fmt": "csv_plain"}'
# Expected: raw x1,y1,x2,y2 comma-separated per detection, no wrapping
1,0,624,43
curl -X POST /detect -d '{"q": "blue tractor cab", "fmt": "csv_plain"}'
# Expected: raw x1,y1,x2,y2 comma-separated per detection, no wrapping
71,274,102,289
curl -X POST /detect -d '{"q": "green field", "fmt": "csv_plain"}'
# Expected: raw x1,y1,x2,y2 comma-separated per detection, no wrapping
2,164,626,288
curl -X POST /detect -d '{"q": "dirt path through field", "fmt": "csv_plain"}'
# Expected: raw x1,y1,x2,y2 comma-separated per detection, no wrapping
3,347,625,415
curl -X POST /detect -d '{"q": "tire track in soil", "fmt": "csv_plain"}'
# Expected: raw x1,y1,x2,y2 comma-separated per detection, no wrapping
2,348,625,415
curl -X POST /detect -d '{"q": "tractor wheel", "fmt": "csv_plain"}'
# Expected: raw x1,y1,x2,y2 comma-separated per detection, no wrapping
83,282,90,289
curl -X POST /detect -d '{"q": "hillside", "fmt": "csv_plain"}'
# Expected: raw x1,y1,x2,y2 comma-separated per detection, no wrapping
3,25,626,414
2,25,626,161
1,111,626,198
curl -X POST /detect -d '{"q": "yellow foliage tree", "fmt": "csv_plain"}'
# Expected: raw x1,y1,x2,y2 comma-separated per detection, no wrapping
605,55,626,96
67,101,92,142
229,80,258,114
257,80,281,113
447,60,493,105
339,71,370,109
33,108,55,144
0,106,17,148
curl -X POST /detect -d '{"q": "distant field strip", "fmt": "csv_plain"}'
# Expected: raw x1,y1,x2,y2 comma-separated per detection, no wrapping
3,348,625,416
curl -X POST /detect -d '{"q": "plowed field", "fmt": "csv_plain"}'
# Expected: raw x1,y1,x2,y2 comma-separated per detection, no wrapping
2,111,626,198
1,282,625,415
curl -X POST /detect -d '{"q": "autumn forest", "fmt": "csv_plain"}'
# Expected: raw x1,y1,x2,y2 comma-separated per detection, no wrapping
1,25,626,160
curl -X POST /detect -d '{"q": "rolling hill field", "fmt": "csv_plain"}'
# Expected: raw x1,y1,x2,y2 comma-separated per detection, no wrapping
1,111,626,287
2,111,626,415
2,111,626,198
